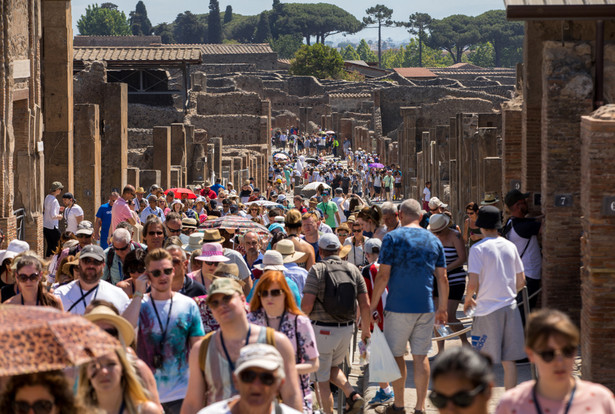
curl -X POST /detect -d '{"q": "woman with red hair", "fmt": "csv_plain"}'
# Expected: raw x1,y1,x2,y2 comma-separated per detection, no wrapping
248,270,319,413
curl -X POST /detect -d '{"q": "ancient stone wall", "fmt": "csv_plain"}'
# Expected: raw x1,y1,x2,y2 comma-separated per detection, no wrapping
196,92,263,116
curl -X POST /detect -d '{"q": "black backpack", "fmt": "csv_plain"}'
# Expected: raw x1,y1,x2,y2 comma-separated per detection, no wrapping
316,259,358,321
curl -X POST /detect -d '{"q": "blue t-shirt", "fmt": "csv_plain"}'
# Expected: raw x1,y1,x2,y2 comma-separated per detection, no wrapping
210,184,225,194
136,293,205,403
95,202,113,249
379,227,446,313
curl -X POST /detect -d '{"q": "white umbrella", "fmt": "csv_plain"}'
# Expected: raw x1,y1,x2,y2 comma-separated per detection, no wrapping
302,181,331,191
245,200,284,207
325,130,335,134
274,153,289,160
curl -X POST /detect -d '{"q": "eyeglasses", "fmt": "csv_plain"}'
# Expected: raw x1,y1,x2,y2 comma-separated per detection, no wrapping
167,226,182,234
82,258,103,266
208,294,235,309
204,261,220,266
259,289,283,298
238,369,277,386
14,400,55,414
172,258,183,266
147,231,164,236
534,345,576,362
149,268,173,277
337,232,349,237
113,244,130,251
17,272,39,282
429,383,486,409
467,212,476,216
76,234,91,238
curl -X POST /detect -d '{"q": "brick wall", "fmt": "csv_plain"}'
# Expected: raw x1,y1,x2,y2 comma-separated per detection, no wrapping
502,102,523,198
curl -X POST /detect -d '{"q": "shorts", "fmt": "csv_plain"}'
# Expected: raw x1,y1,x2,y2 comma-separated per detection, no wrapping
374,186,381,194
433,281,466,301
384,311,434,357
313,323,354,382
385,187,392,193
395,183,402,189
471,303,526,363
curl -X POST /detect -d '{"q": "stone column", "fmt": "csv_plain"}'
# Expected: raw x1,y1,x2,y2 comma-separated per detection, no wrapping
580,105,615,389
449,117,459,220
153,127,171,189
477,127,498,203
502,102,523,198
185,125,195,185
170,123,186,186
340,118,354,141
126,168,140,188
42,0,74,193
540,41,593,323
457,113,478,210
400,107,419,199
211,137,223,179
299,107,312,133
102,82,128,194
73,104,101,222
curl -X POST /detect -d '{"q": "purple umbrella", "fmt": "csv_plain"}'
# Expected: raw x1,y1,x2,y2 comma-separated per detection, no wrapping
369,163,385,169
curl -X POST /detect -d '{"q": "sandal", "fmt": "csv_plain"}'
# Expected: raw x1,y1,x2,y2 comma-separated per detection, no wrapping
344,391,365,414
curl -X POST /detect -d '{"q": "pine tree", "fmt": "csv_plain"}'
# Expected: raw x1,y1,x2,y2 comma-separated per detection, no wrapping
224,5,233,24
208,0,222,43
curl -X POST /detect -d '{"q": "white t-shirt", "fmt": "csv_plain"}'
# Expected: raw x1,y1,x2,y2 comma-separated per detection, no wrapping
423,186,431,202
373,175,382,187
468,236,524,317
63,204,84,233
54,279,130,315
43,194,60,229
198,396,301,414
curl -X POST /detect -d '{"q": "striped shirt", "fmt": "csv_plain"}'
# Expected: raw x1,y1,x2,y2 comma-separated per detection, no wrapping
443,245,467,286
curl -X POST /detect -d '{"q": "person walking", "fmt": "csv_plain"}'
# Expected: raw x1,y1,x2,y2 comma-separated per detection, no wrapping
43,181,64,257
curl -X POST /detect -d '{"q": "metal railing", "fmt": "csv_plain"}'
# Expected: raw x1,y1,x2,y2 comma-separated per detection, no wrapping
13,208,25,241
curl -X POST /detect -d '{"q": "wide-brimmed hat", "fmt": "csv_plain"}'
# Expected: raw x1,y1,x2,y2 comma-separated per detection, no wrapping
428,197,447,210
234,343,284,376
275,239,306,263
254,250,286,271
202,229,225,243
339,245,352,258
182,232,204,253
481,192,500,206
135,187,145,194
84,305,135,346
75,220,94,236
428,214,450,233
475,206,503,230
0,240,30,263
213,263,241,281
182,218,198,229
196,243,230,262
61,255,80,275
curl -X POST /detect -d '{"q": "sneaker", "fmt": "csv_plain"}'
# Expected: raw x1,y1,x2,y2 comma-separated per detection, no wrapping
369,388,394,405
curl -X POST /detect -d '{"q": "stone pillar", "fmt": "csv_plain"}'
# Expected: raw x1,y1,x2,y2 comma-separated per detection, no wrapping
299,107,312,133
261,100,272,150
170,123,186,187
457,113,478,211
185,125,196,185
73,104,101,222
153,127,171,189
126,168,140,188
477,127,498,203
170,167,181,188
502,103,523,198
102,82,128,194
580,105,615,390
140,170,161,190
42,0,74,194
541,41,593,323
211,137,223,179
340,118,354,142
449,117,459,221
400,107,419,199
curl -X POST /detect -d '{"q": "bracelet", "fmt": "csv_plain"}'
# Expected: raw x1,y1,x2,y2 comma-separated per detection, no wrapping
133,291,144,298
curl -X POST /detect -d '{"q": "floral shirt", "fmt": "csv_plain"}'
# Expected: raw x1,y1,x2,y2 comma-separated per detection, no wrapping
247,309,319,414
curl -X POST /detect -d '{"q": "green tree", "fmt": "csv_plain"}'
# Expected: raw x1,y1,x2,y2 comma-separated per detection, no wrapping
290,43,344,79
223,5,233,23
254,12,272,42
363,4,394,67
341,45,360,60
271,34,304,59
173,11,206,43
467,42,495,67
208,0,222,43
153,22,175,43
397,12,432,67
427,14,480,63
223,15,258,42
77,3,131,35
129,1,152,35
356,39,377,63
476,10,523,67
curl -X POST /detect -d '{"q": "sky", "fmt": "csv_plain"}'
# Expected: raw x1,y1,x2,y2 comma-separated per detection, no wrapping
71,0,505,43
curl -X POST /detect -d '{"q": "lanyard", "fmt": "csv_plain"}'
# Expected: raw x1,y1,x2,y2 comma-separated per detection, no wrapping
532,380,576,414
220,325,251,372
265,310,286,329
118,400,125,414
67,284,99,312
151,296,174,346
21,293,39,306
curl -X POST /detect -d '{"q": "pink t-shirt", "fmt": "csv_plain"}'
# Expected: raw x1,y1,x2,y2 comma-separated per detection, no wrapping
496,380,615,414
110,197,132,234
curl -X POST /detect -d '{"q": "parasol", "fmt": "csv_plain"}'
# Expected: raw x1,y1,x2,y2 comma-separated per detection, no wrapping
0,305,121,376
369,163,385,169
165,187,197,199
200,215,271,237
325,130,335,134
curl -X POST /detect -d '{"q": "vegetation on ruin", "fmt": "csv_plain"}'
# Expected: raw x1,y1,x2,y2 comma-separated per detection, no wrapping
289,44,345,79
77,3,131,36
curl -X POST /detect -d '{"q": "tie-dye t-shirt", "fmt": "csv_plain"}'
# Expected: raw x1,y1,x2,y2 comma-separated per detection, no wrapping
137,292,204,403
379,226,446,313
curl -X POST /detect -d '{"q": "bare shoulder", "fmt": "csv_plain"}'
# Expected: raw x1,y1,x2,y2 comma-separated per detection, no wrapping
138,400,163,414
3,294,18,305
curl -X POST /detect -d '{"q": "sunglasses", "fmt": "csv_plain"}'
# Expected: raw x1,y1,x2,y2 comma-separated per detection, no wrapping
534,345,576,362
208,293,235,309
14,400,54,414
17,272,39,282
467,212,476,216
127,266,146,274
239,369,277,385
113,244,130,251
337,232,349,237
76,234,91,238
167,227,182,234
352,228,362,233
149,268,173,277
148,231,164,236
259,289,283,298
429,383,485,409
204,261,220,266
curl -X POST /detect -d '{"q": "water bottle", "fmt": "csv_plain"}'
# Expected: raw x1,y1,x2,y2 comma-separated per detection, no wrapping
465,306,476,318
436,324,453,337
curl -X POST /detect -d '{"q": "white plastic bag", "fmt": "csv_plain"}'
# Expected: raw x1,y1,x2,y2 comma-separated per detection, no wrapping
368,326,401,383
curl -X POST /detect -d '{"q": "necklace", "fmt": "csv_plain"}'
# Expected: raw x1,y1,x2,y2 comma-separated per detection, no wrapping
265,310,286,330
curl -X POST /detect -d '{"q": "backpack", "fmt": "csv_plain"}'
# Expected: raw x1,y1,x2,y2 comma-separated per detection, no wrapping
315,260,358,321
106,241,144,272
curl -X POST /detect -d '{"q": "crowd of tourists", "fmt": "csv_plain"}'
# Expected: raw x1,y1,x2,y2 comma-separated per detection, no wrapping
1,142,613,414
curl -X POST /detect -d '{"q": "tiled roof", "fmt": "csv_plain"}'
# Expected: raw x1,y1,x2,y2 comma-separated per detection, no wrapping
505,0,615,19
329,93,372,99
448,63,484,70
74,36,162,46
393,67,438,78
198,43,274,55
74,46,202,63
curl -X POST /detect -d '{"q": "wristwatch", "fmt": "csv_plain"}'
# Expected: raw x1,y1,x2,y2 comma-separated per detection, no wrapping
133,291,144,299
